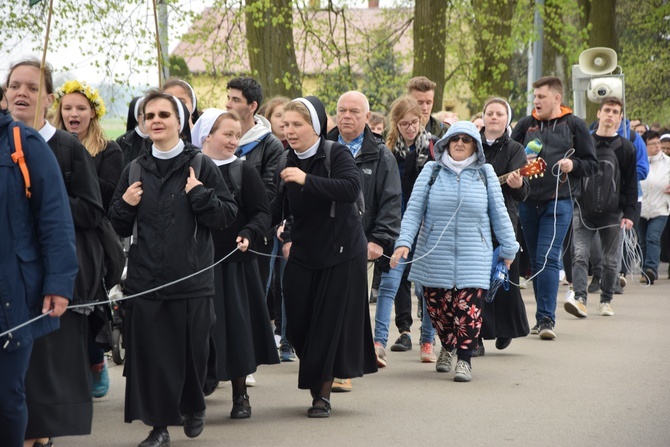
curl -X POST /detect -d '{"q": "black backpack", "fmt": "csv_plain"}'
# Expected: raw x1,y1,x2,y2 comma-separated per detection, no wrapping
277,140,365,219
579,136,623,217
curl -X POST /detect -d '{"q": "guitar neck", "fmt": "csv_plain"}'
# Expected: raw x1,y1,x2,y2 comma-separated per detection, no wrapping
498,170,517,185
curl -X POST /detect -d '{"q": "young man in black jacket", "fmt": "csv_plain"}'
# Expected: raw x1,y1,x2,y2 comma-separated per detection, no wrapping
511,76,598,340
565,97,637,318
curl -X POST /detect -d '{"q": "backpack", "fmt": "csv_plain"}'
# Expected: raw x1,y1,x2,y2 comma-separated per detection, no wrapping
128,151,205,243
10,126,125,288
579,136,623,217
277,140,366,219
227,157,244,207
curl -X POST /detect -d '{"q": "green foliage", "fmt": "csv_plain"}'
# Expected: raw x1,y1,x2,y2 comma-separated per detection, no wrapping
618,0,670,125
315,64,357,114
168,55,191,80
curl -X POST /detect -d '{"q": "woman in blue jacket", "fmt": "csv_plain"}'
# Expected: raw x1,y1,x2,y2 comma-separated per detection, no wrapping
391,121,518,382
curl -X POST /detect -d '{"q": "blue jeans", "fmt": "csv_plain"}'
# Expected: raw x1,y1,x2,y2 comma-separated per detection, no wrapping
374,257,435,347
519,199,573,325
638,215,669,278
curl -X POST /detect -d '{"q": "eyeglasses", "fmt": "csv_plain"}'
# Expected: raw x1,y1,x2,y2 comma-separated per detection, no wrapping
145,111,173,120
398,119,420,130
449,135,474,144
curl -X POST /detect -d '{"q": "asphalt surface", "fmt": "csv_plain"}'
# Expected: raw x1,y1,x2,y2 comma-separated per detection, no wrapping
59,265,670,447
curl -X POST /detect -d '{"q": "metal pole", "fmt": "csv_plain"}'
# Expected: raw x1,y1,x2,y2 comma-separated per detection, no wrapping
532,0,544,82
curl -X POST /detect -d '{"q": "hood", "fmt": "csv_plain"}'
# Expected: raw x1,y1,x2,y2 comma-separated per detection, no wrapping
531,105,573,121
434,120,485,167
238,114,272,146
0,109,12,127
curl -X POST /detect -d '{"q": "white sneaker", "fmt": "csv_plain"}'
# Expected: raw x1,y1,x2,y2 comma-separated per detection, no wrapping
598,302,614,316
245,374,256,387
274,334,281,348
453,360,472,382
563,290,587,318
559,269,567,284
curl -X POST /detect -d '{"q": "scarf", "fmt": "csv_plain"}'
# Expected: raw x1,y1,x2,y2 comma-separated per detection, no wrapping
441,152,478,175
394,129,431,160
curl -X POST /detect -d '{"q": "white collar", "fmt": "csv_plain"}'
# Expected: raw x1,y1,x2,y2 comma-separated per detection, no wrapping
152,140,185,159
213,156,237,166
38,120,57,142
295,137,321,159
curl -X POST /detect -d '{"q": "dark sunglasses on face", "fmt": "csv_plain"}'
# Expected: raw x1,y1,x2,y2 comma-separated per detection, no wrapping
145,111,173,120
449,134,474,144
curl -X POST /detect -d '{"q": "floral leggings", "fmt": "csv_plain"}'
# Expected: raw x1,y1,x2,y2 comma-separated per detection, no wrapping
423,287,484,351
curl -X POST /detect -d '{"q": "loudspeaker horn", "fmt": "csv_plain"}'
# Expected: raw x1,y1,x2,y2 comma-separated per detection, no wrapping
587,77,624,103
578,47,617,75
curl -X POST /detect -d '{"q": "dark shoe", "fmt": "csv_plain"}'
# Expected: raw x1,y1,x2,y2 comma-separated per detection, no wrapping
495,337,512,350
230,394,251,419
138,428,170,447
538,317,556,340
390,333,412,352
530,324,539,335
587,276,601,294
472,340,485,357
370,288,378,303
33,440,54,447
307,396,331,418
279,341,296,362
644,268,656,285
183,411,205,438
613,282,624,295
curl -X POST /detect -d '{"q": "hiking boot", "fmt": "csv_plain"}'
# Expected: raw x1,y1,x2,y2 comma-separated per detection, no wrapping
419,342,436,363
453,360,472,382
588,276,601,294
279,341,296,362
374,342,387,367
436,347,456,373
598,302,614,316
538,317,556,340
564,290,587,318
390,333,412,352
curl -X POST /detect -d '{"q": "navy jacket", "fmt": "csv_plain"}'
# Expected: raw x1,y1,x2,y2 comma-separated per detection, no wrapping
0,111,78,350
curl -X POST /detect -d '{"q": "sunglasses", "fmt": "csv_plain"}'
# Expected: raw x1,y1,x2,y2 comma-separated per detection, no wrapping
145,111,173,120
449,135,474,144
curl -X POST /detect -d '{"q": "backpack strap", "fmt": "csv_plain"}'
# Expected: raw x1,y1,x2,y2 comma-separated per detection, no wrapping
191,151,204,178
53,132,74,190
228,158,244,204
128,160,142,245
10,123,32,198
322,140,337,217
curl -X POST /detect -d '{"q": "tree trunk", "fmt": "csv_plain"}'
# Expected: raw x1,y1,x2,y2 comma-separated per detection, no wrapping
245,0,302,99
471,0,517,105
412,0,448,112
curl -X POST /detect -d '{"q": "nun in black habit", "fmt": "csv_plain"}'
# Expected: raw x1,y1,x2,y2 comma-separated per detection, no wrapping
192,108,279,420
270,96,377,418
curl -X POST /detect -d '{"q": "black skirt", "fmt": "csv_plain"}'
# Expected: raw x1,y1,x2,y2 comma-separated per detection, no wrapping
481,257,530,340
25,311,92,438
210,260,279,381
282,252,377,390
123,297,214,427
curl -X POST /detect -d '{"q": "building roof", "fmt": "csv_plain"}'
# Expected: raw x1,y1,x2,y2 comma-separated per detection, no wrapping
172,6,414,76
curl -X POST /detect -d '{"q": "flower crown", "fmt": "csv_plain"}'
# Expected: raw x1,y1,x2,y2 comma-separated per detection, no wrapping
53,80,106,120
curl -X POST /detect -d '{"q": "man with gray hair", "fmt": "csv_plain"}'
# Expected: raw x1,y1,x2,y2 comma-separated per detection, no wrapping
327,91,402,391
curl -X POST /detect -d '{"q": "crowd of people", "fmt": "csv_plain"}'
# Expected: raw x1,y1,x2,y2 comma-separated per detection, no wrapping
1,57,669,447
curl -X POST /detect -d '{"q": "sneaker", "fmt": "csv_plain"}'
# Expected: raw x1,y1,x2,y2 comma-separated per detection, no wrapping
559,269,566,283
331,378,352,392
530,324,539,335
245,374,256,387
279,341,296,362
390,333,412,352
519,280,528,289
436,347,456,373
472,342,485,357
598,302,614,316
538,317,556,340
419,342,436,363
91,361,110,398
563,290,587,318
374,342,387,368
644,268,656,285
453,360,472,382
619,274,627,288
274,334,281,348
613,282,624,294
587,276,601,293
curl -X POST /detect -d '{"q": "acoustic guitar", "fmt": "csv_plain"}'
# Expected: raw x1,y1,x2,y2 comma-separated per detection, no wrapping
498,157,547,185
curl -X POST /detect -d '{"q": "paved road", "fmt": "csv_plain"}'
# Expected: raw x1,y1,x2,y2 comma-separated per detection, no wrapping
60,267,670,447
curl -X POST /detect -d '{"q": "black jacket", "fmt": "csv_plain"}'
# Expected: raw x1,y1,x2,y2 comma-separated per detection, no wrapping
93,140,123,212
270,138,368,270
213,159,271,263
426,115,447,139
511,108,598,205
109,144,237,300
242,133,284,202
116,129,150,169
327,126,402,251
481,130,530,231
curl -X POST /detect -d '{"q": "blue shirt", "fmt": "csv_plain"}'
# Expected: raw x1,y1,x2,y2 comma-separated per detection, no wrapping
338,132,364,158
